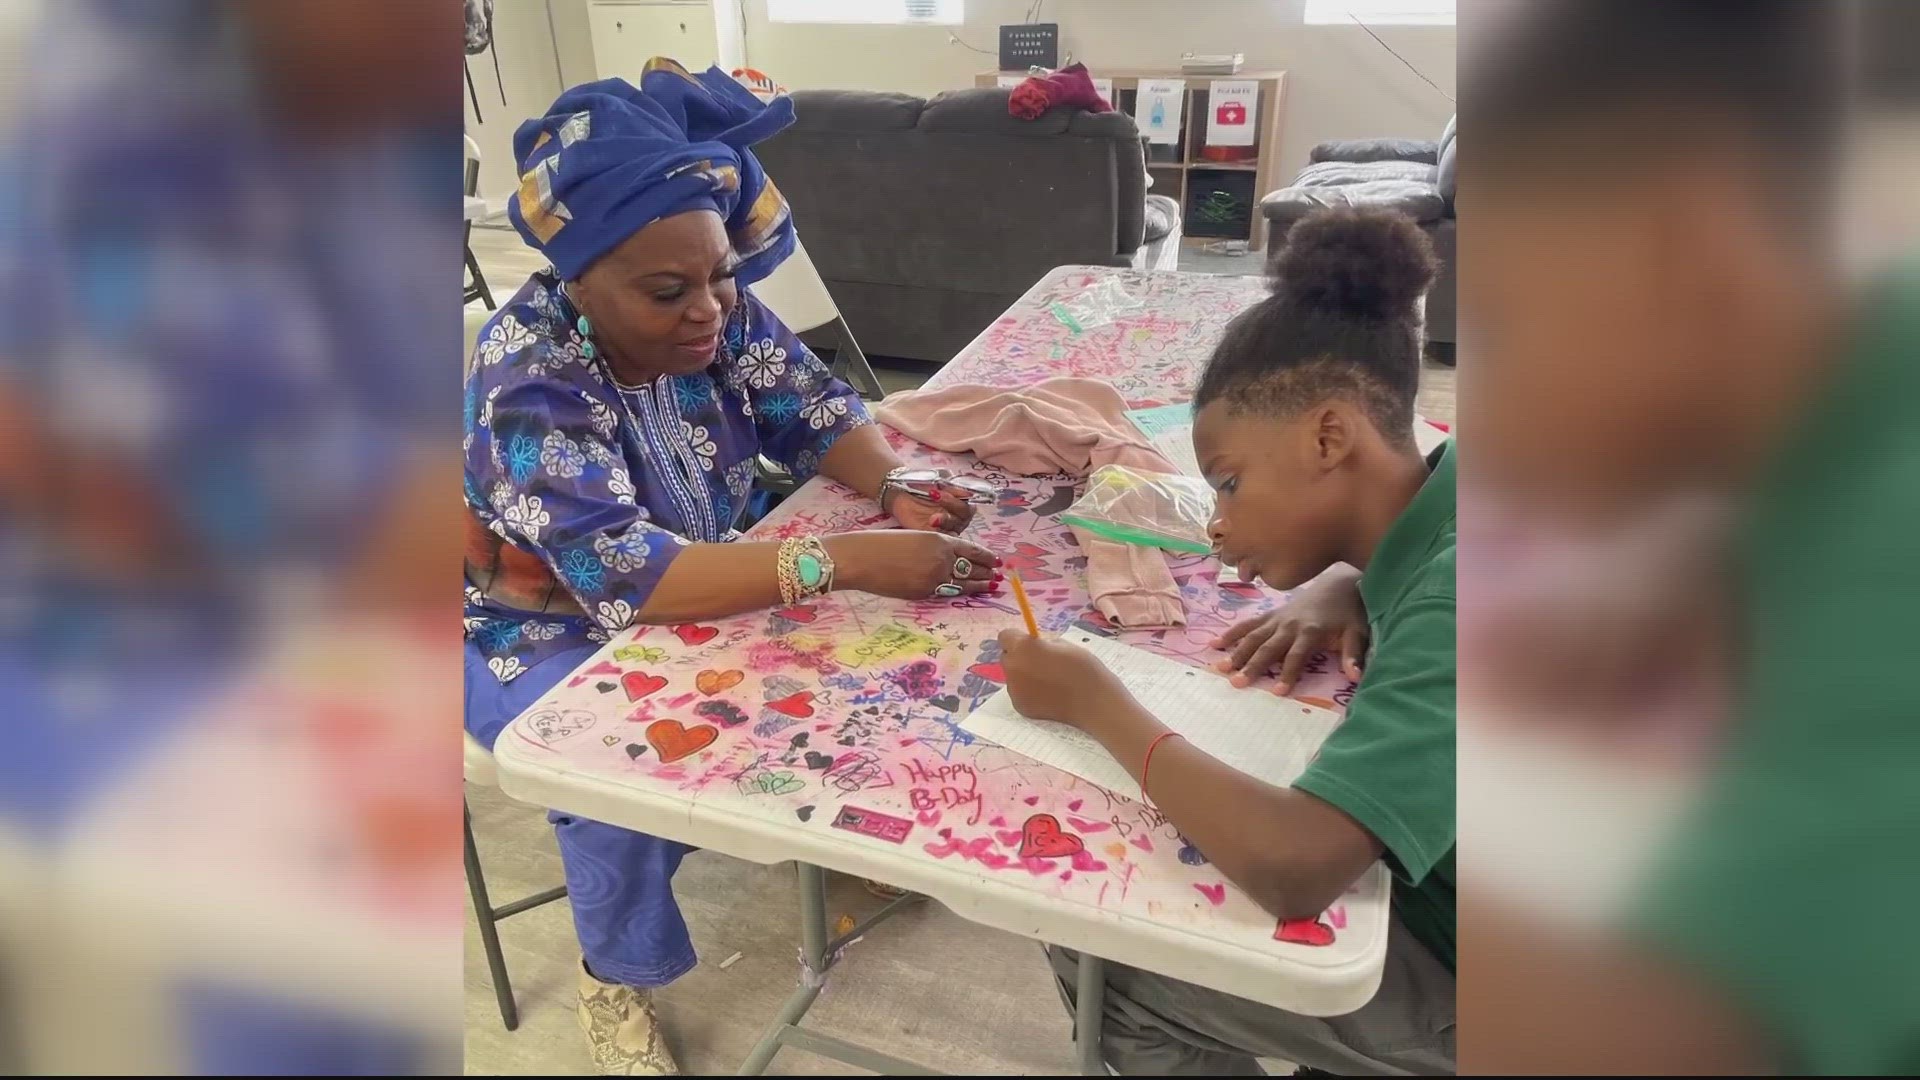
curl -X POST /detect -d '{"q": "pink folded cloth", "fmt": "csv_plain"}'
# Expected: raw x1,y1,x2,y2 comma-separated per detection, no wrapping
873,377,1172,474
876,378,1188,628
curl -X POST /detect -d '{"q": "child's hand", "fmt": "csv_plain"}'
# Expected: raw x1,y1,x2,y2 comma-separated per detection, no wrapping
996,629,1129,730
1214,564,1368,693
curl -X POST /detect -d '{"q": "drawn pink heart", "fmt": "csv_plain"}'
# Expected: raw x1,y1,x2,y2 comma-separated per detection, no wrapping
1066,816,1110,833
1023,795,1040,806
1129,834,1154,853
1194,882,1226,906
586,660,623,676
996,830,1024,848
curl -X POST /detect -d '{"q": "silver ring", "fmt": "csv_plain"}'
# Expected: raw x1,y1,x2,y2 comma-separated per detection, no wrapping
952,556,973,579
933,583,964,598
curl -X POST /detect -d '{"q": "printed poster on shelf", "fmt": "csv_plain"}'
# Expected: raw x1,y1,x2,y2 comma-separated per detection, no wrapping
1136,78,1184,143
1206,79,1258,146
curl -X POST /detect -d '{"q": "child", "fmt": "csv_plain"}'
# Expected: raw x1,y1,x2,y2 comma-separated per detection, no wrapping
999,207,1454,1075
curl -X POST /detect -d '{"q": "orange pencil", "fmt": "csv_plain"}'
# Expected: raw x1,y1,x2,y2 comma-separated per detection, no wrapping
1008,570,1040,637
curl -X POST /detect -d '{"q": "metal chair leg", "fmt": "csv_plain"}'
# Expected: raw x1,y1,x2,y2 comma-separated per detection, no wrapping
826,316,884,401
465,799,519,1031
464,244,496,311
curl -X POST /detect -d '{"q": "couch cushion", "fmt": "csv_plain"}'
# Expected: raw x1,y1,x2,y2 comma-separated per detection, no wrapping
1310,137,1438,165
1144,194,1179,243
918,86,1141,140
1261,179,1447,224
1292,158,1435,188
786,89,924,133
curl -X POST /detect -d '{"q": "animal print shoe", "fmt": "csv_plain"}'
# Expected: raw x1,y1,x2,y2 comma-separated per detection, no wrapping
577,960,679,1075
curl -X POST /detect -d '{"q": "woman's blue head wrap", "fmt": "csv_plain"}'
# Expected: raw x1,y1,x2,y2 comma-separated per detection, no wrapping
508,59,796,285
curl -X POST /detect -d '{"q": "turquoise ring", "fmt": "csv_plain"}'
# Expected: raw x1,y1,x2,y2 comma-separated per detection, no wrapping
933,583,964,598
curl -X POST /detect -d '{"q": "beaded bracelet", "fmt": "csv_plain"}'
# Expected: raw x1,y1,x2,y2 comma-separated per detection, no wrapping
776,536,835,605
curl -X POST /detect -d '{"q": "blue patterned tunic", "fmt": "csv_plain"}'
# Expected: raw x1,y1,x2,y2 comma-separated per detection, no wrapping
464,268,870,682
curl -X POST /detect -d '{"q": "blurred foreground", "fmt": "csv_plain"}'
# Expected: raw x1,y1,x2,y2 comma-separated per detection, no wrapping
1460,1,1920,1073
0,1,463,1072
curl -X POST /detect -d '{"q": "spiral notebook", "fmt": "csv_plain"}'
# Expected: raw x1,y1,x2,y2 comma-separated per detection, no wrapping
962,630,1344,797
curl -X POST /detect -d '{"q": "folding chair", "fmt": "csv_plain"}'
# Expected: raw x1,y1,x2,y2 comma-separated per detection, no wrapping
464,732,568,1031
748,239,884,503
463,135,496,311
752,238,885,401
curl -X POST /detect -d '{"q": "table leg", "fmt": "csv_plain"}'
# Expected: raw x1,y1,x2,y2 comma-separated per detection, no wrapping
736,863,830,1076
1076,952,1107,1076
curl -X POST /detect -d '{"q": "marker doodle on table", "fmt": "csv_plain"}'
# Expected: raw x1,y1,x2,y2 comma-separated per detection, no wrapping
621,670,668,702
882,659,943,700
1018,813,1084,859
693,699,749,728
1275,917,1336,947
644,718,717,763
695,668,745,696
835,623,941,668
823,750,891,793
672,624,719,647
832,805,914,844
525,708,597,744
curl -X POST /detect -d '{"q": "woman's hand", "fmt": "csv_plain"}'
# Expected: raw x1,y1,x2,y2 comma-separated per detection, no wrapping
827,529,1001,600
997,629,1131,730
1214,564,1368,693
886,488,975,535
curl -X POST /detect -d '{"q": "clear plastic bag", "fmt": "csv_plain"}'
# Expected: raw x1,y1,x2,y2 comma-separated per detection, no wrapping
1048,278,1143,332
1059,464,1216,554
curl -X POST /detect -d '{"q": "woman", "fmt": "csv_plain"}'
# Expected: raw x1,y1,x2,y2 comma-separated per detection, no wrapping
463,62,1001,1075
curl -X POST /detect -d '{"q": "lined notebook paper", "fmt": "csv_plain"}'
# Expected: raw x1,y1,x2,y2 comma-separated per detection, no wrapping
962,630,1344,797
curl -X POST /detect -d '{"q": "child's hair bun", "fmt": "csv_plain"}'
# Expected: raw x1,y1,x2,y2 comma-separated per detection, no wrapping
1269,207,1438,321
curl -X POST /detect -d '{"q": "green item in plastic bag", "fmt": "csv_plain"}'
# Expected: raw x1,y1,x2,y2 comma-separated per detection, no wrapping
1058,464,1215,554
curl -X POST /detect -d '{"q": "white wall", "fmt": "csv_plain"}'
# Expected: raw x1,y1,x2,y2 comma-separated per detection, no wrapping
464,0,598,216
738,0,1454,179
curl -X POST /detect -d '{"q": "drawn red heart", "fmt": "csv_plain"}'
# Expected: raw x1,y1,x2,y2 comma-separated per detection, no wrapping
674,624,719,647
645,719,717,764
774,606,818,624
622,671,668,702
767,691,816,719
1274,917,1335,947
1019,813,1084,860
967,661,1006,683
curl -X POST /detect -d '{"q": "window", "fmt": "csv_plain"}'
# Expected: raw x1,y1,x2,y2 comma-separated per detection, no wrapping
766,0,963,26
1304,1,1454,26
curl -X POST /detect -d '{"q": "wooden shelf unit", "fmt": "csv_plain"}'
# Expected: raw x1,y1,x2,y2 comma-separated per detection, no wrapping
978,69,1287,251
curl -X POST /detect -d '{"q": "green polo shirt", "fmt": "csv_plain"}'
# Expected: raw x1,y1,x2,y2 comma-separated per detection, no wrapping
1635,259,1920,1073
1294,442,1457,971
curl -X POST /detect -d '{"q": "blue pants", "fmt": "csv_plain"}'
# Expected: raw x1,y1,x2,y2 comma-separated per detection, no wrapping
465,638,698,988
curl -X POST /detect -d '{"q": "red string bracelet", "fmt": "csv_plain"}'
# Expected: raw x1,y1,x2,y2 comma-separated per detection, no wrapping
1140,731,1185,807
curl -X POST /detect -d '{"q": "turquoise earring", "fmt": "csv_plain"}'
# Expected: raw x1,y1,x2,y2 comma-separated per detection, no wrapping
575,312,596,358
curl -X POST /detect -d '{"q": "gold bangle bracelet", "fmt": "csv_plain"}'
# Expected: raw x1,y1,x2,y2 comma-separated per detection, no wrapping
776,536,834,605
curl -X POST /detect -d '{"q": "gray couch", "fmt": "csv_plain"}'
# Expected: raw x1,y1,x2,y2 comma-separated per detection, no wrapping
758,88,1179,365
1260,116,1457,357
